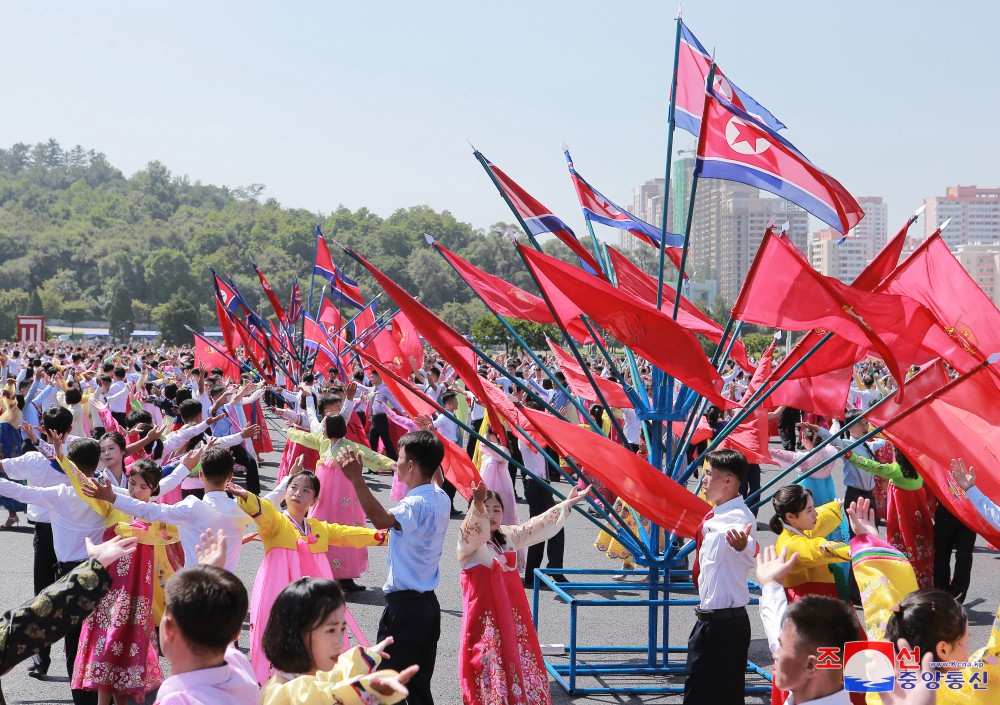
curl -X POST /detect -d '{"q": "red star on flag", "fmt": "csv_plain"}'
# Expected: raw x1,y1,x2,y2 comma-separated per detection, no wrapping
730,119,763,151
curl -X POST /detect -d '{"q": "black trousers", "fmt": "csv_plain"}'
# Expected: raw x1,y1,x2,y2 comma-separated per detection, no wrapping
740,464,761,517
110,410,129,429
524,477,564,583
231,443,261,496
55,561,98,705
934,503,976,603
369,413,397,460
683,609,751,705
32,522,58,670
378,591,440,705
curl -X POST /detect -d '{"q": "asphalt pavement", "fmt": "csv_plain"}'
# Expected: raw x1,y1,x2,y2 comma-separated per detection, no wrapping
1,423,997,704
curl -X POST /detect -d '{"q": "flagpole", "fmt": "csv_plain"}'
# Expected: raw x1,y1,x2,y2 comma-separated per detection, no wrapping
657,14,685,309
308,225,320,318
471,152,632,443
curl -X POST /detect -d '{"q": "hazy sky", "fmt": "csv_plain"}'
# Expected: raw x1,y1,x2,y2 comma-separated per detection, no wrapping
1,1,996,242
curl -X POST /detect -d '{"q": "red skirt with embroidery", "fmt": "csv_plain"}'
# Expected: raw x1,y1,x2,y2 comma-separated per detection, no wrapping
72,525,163,697
887,483,936,588
459,562,551,705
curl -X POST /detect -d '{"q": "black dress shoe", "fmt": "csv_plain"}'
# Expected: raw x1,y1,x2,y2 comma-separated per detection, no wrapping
339,579,366,593
550,574,569,584
27,660,49,679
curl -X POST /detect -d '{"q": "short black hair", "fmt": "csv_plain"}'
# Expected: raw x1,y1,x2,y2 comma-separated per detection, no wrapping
705,448,748,484
399,430,444,479
209,384,227,399
175,388,193,404
886,588,967,661
784,595,859,661
317,394,341,417
441,392,457,406
42,406,74,435
126,409,153,429
323,414,347,440
200,448,234,482
67,438,102,475
129,458,162,495
63,387,83,406
262,578,345,673
178,399,203,423
165,566,248,655
288,470,321,496
113,366,126,379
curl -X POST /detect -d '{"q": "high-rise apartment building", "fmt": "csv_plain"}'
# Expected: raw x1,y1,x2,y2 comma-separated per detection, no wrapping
954,243,1000,306
924,186,1000,248
809,229,873,283
854,197,889,253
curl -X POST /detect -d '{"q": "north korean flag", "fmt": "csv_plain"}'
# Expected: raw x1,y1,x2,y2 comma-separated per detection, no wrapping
330,266,365,310
673,20,785,137
695,84,864,234
213,272,245,315
565,149,684,249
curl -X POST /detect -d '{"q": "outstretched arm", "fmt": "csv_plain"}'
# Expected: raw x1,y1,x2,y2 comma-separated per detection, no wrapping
338,448,399,530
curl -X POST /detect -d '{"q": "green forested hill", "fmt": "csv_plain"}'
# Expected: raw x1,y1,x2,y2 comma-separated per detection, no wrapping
0,139,593,342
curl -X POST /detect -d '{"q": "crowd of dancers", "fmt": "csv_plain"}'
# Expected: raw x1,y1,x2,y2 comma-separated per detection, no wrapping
0,342,997,705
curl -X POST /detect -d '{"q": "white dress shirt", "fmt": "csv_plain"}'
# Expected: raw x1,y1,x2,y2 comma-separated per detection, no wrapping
1,451,66,523
696,495,757,610
107,380,129,413
0,477,109,562
112,490,252,572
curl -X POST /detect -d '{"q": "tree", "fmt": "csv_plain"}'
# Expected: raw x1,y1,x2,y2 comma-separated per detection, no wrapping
469,315,507,352
144,249,195,305
132,300,152,327
439,300,487,333
61,300,90,333
0,289,29,340
108,285,135,343
36,287,63,320
153,295,202,346
27,289,44,316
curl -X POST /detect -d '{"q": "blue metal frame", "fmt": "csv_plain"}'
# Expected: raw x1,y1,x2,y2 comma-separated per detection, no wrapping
530,566,772,694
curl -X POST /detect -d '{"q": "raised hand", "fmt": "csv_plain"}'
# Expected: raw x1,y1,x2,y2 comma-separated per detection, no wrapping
370,636,394,659
195,528,227,568
566,485,592,507
82,475,117,504
413,414,434,432
755,545,799,586
239,424,261,439
206,412,225,425
345,381,358,400
224,481,249,500
881,638,936,705
337,448,365,483
847,496,878,537
472,480,487,511
726,523,753,552
369,664,419,697
950,457,976,491
85,535,139,568
289,455,305,476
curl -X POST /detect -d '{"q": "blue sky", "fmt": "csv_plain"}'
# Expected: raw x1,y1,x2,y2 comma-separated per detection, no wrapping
1,1,996,241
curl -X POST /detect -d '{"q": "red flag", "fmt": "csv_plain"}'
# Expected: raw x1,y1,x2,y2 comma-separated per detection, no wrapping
350,302,377,343
670,415,714,446
745,339,777,401
867,362,1000,547
606,246,752,371
193,332,242,382
358,350,480,499
214,295,238,358
369,325,411,379
390,311,424,374
718,411,773,465
350,250,508,445
761,222,911,418
318,298,344,342
732,231,936,392
519,245,732,409
436,243,593,343
546,339,632,408
521,406,711,538
879,234,1000,366
255,265,288,325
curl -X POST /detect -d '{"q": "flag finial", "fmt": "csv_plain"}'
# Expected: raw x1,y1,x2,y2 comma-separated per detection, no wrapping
913,203,927,218
940,217,953,231
423,233,436,245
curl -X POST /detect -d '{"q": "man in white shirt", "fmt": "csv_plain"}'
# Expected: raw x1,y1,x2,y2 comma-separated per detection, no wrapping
684,449,757,705
87,448,252,572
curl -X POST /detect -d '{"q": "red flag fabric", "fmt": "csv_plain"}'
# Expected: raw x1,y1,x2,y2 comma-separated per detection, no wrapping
761,223,912,418
545,339,632,408
606,247,753,372
670,415,714,446
719,411,774,465
521,407,711,538
214,295,238,358
745,339,777,401
255,265,288,325
436,243,593,343
358,350,480,499
879,235,1000,365
318,298,344,342
519,245,732,409
732,231,937,392
369,325,412,379
390,311,425,374
473,376,538,442
350,250,508,445
193,332,242,382
350,302,377,343
867,362,1000,547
